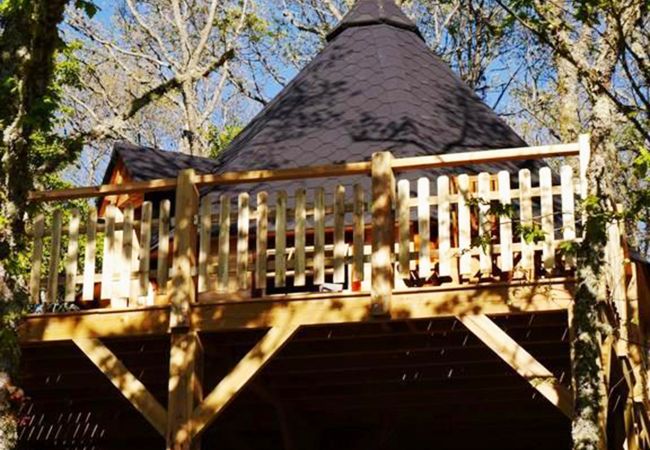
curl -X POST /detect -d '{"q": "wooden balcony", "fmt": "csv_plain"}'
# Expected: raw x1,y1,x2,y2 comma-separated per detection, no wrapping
20,137,650,450
25,139,595,325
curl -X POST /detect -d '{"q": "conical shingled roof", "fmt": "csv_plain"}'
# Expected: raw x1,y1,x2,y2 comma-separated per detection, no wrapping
213,0,526,178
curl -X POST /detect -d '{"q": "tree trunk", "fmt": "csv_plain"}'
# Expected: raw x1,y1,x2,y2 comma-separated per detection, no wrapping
0,2,69,449
571,91,620,450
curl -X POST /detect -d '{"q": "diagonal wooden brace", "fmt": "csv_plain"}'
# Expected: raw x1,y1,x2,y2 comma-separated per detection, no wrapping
457,314,573,418
187,322,300,441
73,337,167,436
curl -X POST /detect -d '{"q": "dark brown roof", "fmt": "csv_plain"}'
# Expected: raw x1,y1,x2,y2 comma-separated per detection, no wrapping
212,0,526,176
103,142,220,184
108,0,534,199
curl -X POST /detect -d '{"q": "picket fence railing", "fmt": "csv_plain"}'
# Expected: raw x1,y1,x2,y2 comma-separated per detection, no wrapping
27,137,598,312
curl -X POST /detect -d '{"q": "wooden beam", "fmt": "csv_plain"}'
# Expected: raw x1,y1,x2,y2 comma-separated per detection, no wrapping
457,313,573,418
170,169,198,329
167,331,203,450
72,337,167,436
188,322,300,440
371,151,395,315
194,281,574,331
28,177,177,202
19,280,575,342
196,161,371,187
19,305,170,342
391,142,580,172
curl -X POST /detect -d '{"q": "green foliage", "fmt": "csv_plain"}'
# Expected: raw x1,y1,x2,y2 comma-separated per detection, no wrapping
580,195,610,244
519,223,546,244
215,5,273,42
0,293,27,375
471,232,493,253
558,239,580,258
632,145,650,180
208,123,243,158
0,2,95,446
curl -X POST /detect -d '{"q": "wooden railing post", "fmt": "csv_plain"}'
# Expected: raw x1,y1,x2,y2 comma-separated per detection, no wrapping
371,151,395,316
170,169,199,329
168,169,202,450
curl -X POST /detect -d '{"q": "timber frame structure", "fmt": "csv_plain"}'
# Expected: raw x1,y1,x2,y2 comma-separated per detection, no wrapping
17,137,650,449
16,0,650,447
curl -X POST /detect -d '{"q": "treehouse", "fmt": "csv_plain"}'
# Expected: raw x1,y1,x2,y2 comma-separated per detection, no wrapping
17,1,650,449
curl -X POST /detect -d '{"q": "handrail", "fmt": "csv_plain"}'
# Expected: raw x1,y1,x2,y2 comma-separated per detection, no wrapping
391,142,580,172
27,141,581,203
28,177,177,202
195,160,372,187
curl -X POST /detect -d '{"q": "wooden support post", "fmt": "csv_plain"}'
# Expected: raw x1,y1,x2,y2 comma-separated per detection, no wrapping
371,151,395,315
457,313,573,418
167,169,202,449
167,331,203,450
171,169,199,329
73,338,167,437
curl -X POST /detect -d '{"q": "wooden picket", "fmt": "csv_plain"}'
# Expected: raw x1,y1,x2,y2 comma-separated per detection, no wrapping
121,205,135,302
397,179,410,279
237,193,250,289
63,209,80,302
457,174,471,277
313,187,325,285
101,205,116,301
498,171,513,272
255,192,268,289
46,209,63,303
437,176,451,278
198,197,212,293
217,195,230,292
157,199,171,293
294,189,306,286
333,185,346,284
30,214,45,304
478,172,492,277
352,184,365,284
518,169,534,276
417,177,430,279
540,167,555,272
275,191,287,287
139,202,152,297
82,208,97,301
560,165,576,268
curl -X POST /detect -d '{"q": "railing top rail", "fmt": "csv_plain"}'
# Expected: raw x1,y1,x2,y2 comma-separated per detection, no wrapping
391,142,579,172
194,160,372,187
27,141,582,203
